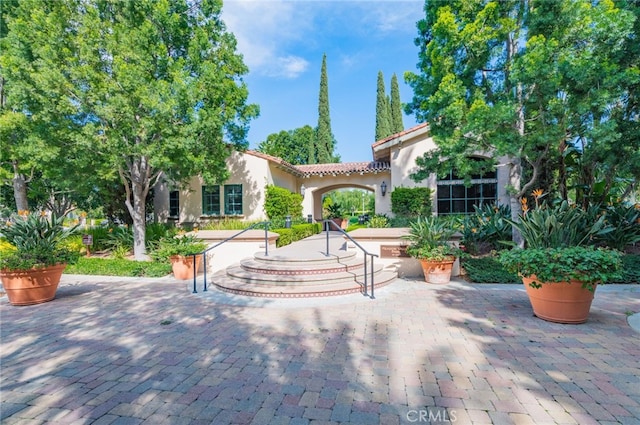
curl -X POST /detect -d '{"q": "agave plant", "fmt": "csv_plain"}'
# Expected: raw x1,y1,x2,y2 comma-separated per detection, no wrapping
0,211,79,270
403,216,459,261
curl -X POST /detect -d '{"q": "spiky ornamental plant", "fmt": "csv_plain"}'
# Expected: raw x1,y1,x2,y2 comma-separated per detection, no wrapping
0,211,79,270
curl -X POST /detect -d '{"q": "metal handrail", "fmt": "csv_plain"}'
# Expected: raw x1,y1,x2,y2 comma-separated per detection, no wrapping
323,219,378,299
189,221,271,293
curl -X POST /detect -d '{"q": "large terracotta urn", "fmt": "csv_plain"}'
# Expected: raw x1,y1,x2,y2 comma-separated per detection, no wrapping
0,264,66,306
522,275,596,324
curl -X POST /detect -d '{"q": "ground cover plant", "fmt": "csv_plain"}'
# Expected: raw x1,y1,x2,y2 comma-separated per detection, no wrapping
611,254,640,284
65,257,171,277
462,257,519,284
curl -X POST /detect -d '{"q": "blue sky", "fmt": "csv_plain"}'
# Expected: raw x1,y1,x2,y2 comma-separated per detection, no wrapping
221,0,424,163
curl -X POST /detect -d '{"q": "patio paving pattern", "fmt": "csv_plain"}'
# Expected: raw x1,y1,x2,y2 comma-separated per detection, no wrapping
1,272,639,424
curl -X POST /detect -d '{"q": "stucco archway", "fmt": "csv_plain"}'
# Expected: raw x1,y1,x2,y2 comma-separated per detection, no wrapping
295,163,391,220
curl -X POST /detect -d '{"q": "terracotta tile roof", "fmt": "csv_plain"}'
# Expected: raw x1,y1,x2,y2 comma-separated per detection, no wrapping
371,122,429,148
244,150,389,177
296,161,390,177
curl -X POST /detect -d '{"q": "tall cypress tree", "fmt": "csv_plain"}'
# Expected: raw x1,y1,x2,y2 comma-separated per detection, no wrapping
316,54,335,163
390,73,404,134
375,71,391,140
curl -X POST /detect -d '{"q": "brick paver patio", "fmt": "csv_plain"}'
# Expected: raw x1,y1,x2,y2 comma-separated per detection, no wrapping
1,274,639,424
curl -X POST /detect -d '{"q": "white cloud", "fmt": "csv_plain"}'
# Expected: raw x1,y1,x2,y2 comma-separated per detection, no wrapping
220,1,423,78
221,0,314,79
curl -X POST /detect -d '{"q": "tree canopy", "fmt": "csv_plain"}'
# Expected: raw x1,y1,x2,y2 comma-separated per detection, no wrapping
1,0,258,259
406,0,639,210
257,125,316,165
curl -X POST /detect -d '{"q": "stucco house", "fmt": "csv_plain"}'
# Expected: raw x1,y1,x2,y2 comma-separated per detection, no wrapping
154,123,512,225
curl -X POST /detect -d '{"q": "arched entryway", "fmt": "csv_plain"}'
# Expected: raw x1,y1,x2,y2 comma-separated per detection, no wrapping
295,162,391,221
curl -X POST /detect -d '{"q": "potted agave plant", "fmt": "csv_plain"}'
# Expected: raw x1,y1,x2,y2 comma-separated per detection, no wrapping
152,233,208,280
0,211,79,306
499,196,622,324
403,216,460,283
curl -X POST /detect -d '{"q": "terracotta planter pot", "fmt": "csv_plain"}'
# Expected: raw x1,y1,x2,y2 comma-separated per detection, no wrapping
522,275,596,324
329,218,344,230
170,255,202,280
419,257,455,284
0,263,66,306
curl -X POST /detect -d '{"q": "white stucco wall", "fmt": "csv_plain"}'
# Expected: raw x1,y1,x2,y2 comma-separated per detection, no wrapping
155,152,301,226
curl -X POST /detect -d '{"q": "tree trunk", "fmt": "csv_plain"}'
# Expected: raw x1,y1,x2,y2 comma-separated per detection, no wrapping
120,156,152,261
12,161,29,212
508,157,524,248
130,187,147,261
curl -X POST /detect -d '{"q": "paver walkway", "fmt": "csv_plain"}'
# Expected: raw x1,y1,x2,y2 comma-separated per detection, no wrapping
1,269,639,424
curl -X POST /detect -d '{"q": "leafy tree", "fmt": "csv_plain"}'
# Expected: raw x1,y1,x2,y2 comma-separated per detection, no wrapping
375,71,391,140
405,0,637,242
316,54,337,163
1,0,258,260
257,125,316,165
390,73,404,134
0,0,71,212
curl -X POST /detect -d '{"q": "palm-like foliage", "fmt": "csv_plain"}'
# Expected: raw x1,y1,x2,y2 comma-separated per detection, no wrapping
511,201,611,249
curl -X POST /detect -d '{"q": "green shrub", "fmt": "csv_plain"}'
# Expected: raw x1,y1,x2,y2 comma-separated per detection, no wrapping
511,201,610,249
83,226,111,251
274,223,321,247
461,204,512,255
150,234,208,261
462,257,519,283
275,228,293,247
596,204,640,250
499,246,622,289
391,187,432,218
60,234,87,254
368,214,390,228
105,226,133,251
610,254,640,283
264,185,303,219
388,216,412,228
201,219,264,231
65,257,171,277
146,223,176,245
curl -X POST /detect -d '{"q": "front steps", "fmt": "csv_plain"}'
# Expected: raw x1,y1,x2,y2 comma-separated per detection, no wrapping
209,235,397,298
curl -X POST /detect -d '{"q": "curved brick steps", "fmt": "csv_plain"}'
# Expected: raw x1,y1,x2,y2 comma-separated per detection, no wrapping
210,234,397,297
212,270,397,298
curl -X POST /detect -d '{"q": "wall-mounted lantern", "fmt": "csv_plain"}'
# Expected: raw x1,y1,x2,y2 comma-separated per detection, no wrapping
381,181,387,197
300,184,306,197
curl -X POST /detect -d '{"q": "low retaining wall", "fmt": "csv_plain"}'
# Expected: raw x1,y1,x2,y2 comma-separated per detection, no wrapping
346,228,461,278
